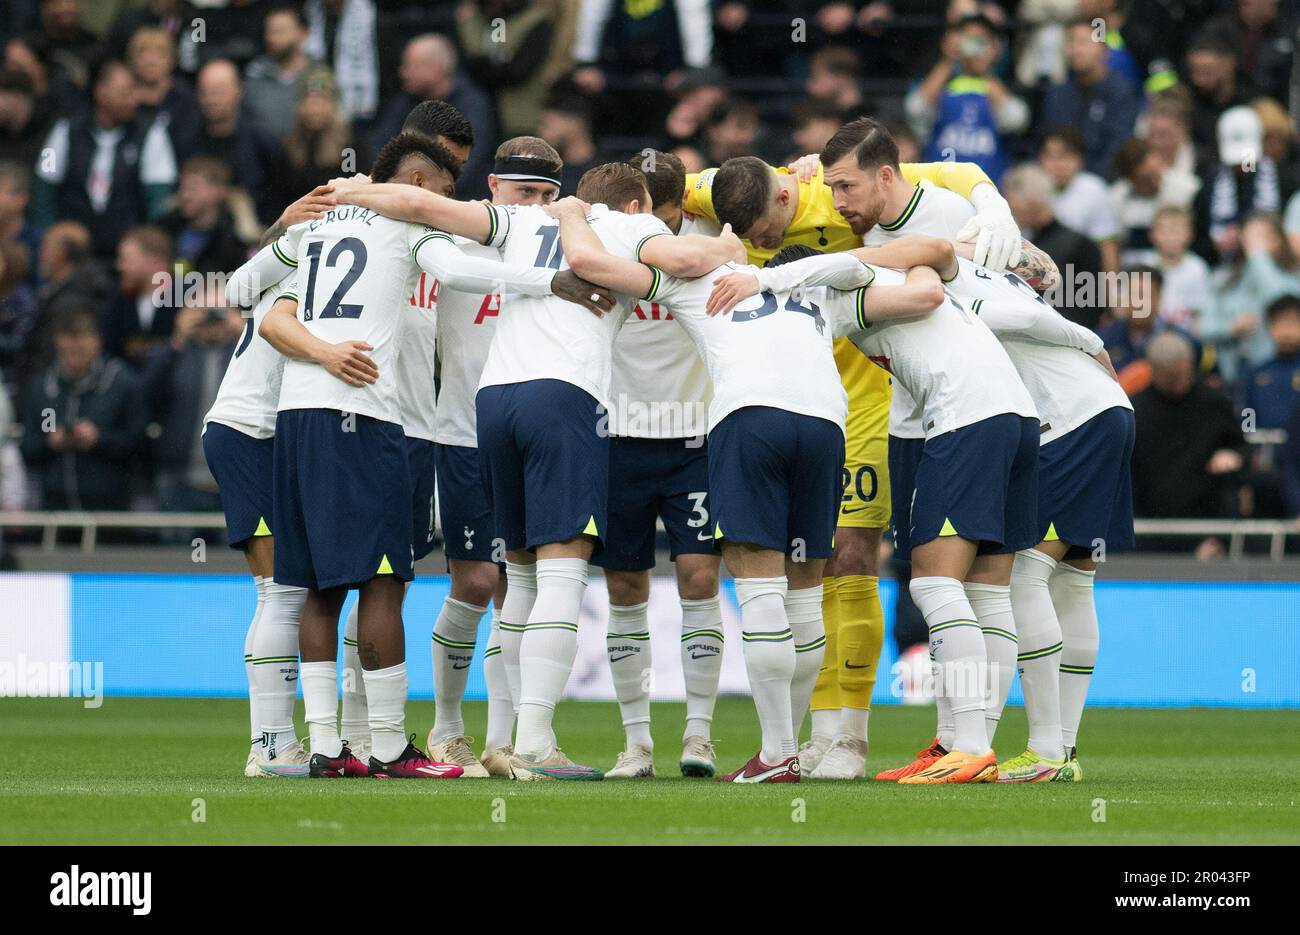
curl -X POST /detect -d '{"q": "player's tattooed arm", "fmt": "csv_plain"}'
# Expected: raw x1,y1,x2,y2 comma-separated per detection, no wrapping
548,197,657,298
258,184,335,248
333,179,493,243
953,237,1060,292
849,236,957,280
258,295,379,387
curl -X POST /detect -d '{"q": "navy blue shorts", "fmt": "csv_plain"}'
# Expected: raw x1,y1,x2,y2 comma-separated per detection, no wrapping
708,407,844,558
910,414,1040,556
475,379,609,553
887,434,925,562
435,442,497,564
272,409,414,591
407,436,437,561
1038,406,1136,558
203,422,273,550
594,435,713,572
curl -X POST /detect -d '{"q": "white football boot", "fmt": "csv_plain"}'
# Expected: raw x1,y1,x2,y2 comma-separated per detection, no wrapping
426,733,491,778
679,736,717,778
606,744,656,779
797,734,834,774
809,737,868,779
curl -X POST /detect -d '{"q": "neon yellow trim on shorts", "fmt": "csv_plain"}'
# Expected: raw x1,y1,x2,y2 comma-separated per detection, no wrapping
376,554,394,575
939,518,958,537
253,517,272,537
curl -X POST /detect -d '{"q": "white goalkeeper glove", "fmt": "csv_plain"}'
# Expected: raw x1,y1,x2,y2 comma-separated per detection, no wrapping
956,182,1022,272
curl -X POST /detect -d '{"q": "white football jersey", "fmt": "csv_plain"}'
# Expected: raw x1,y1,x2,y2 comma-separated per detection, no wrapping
863,181,977,439
946,258,1129,445
477,203,673,409
203,280,290,439
432,235,503,449
831,264,1037,439
275,207,443,424
606,212,715,439
652,262,849,434
396,259,438,442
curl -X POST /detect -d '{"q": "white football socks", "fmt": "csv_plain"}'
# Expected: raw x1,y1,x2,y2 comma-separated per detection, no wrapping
500,561,538,712
301,660,343,758
1052,563,1099,752
910,576,989,756
811,708,838,741
736,576,796,764
608,601,653,750
839,706,869,742
787,585,826,740
363,662,409,763
965,581,1017,744
515,558,588,759
244,575,266,744
431,597,486,745
1011,549,1065,760
483,606,515,752
933,647,955,749
254,579,306,757
680,595,723,741
340,603,368,748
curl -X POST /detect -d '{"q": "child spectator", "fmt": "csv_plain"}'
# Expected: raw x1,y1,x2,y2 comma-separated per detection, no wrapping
1239,294,1300,432
1148,205,1213,334
1040,127,1122,274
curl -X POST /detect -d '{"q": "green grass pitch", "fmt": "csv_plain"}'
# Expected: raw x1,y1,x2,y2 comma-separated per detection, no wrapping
2,698,1297,844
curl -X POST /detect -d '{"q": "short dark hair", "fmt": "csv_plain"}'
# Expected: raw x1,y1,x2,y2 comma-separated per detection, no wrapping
180,155,232,186
1040,126,1085,157
792,97,843,131
711,156,774,236
575,162,649,210
402,100,475,150
630,149,685,211
706,98,758,130
122,225,173,260
91,58,130,90
765,244,824,268
53,305,100,337
1266,293,1300,322
265,2,308,30
1111,137,1151,180
1188,28,1235,58
819,117,900,172
1123,264,1164,291
370,132,462,183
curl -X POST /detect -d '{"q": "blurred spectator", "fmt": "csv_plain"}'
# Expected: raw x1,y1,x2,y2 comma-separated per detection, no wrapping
267,67,356,205
18,220,111,397
1238,294,1300,431
32,58,178,259
1252,96,1300,196
0,379,23,525
805,46,864,114
537,92,602,195
885,118,921,164
0,66,51,169
1197,106,1287,263
670,141,706,174
663,68,726,147
906,13,1027,183
1279,397,1300,516
1040,19,1140,179
1144,88,1201,185
1205,0,1297,106
457,0,556,139
1203,211,1300,380
0,240,38,389
20,304,144,511
0,161,42,287
21,0,103,81
194,59,276,224
160,156,250,276
368,34,495,197
1130,330,1245,536
303,0,381,123
571,0,712,95
103,225,178,368
1109,137,1200,266
106,0,185,63
1147,205,1213,334
1286,187,1300,259
703,98,762,165
1003,162,1104,330
1039,128,1121,275
243,3,315,145
788,97,843,163
1099,266,1204,395
5,34,83,119
1185,30,1253,160
140,298,243,515
127,26,201,161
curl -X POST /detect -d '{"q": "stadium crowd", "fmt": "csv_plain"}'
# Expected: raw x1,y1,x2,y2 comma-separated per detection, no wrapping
0,0,1298,559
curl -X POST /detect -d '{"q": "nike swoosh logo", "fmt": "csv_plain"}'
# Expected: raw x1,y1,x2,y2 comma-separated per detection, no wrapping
697,531,712,541
733,761,798,783
841,506,869,514
609,653,636,663
452,663,470,670
691,652,718,659
844,662,870,669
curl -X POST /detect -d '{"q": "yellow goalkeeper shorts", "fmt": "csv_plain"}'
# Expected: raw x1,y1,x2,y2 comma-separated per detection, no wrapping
835,339,891,530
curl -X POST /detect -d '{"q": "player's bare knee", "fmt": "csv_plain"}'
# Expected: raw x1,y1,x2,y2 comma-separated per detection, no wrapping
606,570,650,606
675,559,719,601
